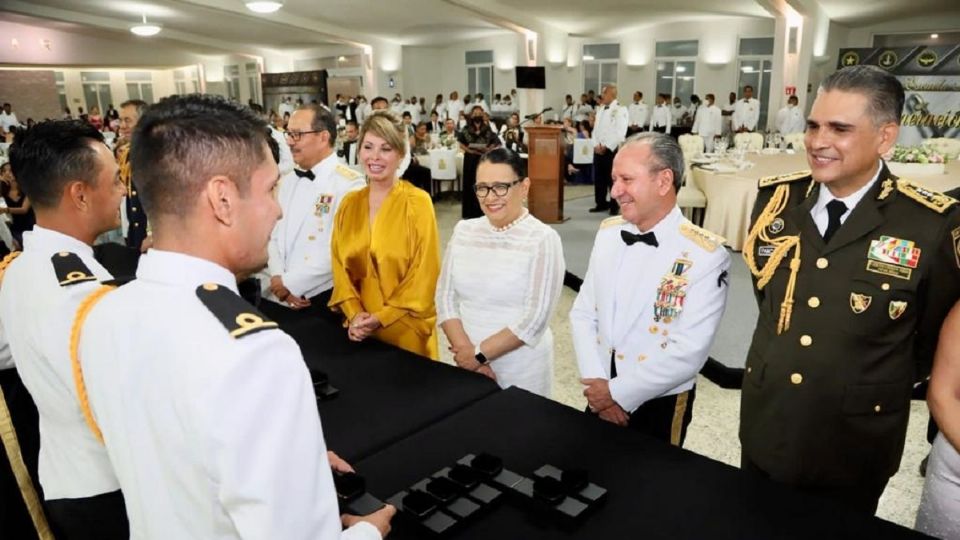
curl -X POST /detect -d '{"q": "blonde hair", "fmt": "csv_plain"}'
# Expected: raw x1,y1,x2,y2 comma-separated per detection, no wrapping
359,110,407,159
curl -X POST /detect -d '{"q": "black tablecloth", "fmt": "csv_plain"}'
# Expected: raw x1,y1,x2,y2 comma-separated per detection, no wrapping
354,388,926,539
279,315,500,462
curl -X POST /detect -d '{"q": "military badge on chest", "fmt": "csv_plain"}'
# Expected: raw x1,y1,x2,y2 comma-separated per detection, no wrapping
654,257,693,324
314,194,335,230
866,235,920,280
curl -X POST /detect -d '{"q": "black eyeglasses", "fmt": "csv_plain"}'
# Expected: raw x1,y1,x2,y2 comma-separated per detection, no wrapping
283,130,321,142
474,179,523,198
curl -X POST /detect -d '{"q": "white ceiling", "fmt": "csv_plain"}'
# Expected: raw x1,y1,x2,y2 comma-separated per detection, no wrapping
814,0,959,25
1,0,958,59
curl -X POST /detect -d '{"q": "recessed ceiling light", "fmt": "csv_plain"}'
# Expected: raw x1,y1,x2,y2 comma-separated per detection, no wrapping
246,1,284,13
931,33,939,39
130,15,162,37
582,55,595,61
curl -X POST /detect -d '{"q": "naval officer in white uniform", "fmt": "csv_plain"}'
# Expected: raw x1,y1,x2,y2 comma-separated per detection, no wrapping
263,104,364,323
73,94,394,540
571,132,731,446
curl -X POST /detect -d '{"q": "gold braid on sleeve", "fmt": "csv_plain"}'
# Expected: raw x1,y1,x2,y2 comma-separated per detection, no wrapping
741,184,802,334
69,284,117,445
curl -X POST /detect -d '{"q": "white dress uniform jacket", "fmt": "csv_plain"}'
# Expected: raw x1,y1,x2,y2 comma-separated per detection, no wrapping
0,226,119,499
776,105,805,135
733,97,761,132
570,208,731,413
78,250,381,540
649,105,672,132
593,99,628,152
265,153,365,303
692,104,723,151
628,102,649,128
445,99,464,122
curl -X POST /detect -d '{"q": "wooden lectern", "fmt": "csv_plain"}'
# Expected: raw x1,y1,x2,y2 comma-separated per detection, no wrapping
525,125,566,223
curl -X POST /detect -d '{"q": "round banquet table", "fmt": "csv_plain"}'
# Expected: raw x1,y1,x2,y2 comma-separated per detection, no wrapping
693,152,960,251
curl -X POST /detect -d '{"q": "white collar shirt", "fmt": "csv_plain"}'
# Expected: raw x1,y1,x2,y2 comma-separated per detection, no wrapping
811,160,883,236
628,102,649,127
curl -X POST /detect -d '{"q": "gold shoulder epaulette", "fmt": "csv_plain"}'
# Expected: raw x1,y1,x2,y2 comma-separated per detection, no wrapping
680,222,726,252
51,252,97,287
336,163,362,181
758,170,812,188
599,216,625,229
896,179,958,214
195,283,278,339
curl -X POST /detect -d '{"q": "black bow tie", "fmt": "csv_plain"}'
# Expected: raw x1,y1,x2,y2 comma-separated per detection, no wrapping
621,230,658,247
294,168,315,180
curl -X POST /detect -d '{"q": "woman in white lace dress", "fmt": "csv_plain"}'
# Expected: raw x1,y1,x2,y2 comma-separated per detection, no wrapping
916,300,960,539
436,148,564,397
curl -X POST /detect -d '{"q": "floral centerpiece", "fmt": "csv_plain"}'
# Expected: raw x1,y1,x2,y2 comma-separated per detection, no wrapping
886,144,947,177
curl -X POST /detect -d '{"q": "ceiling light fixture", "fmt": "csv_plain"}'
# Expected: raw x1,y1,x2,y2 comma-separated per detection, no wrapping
246,1,284,13
930,33,939,39
582,55,595,61
130,14,162,37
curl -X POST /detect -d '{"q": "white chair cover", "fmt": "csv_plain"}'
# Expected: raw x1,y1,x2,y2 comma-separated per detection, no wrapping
429,148,457,181
678,134,704,158
573,138,594,164
783,133,805,152
734,132,764,152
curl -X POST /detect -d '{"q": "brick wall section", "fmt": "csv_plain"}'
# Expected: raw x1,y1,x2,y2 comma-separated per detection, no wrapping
0,70,63,124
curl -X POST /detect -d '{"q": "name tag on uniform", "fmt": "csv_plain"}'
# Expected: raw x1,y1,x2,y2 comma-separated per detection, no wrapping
758,245,775,257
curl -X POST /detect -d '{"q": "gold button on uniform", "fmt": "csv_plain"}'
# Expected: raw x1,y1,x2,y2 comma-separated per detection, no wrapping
881,283,890,291
800,335,813,347
874,404,882,413
816,258,829,269
807,297,820,308
747,366,752,373
790,373,803,385
132,207,137,211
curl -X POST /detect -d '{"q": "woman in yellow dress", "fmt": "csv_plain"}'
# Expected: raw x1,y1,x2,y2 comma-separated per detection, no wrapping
329,110,441,359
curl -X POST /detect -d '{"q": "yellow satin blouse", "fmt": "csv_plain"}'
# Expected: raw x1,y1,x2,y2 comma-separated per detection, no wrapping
329,180,440,360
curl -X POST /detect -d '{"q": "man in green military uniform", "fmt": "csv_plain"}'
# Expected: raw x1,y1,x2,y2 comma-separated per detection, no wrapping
740,65,960,513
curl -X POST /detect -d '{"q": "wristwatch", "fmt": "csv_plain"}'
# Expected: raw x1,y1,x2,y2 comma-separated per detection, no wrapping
474,345,488,365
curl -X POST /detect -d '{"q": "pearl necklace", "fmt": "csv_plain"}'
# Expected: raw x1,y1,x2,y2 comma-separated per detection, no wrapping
491,209,529,233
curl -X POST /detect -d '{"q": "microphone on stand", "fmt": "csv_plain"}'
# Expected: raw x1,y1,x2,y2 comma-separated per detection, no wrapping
524,107,553,120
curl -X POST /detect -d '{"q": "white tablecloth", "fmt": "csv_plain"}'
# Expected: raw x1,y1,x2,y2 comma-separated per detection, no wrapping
693,152,960,251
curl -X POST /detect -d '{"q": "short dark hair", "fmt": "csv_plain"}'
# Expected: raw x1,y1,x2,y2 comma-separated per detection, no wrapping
820,64,904,126
345,120,358,129
8,119,105,209
371,96,389,108
480,147,525,179
120,99,148,117
743,85,754,92
265,128,280,165
299,104,337,146
402,111,412,119
130,94,269,219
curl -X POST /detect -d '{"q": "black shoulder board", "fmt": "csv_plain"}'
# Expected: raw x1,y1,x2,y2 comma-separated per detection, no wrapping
51,252,98,287
195,283,278,339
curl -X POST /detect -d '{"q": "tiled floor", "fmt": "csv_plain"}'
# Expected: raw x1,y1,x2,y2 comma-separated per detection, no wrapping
431,187,930,530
